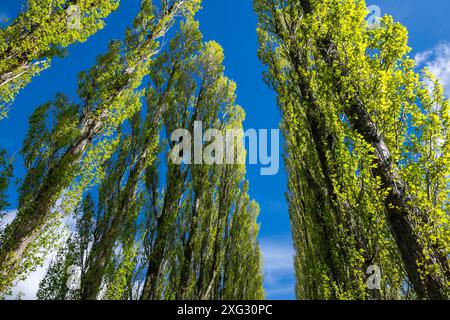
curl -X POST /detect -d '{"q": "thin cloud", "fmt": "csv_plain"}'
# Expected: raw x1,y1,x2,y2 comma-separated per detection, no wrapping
0,209,17,231
7,257,54,300
414,51,432,66
260,238,295,299
415,43,450,96
1,209,71,300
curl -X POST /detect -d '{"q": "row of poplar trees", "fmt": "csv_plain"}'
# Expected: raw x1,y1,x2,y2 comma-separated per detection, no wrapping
0,0,449,301
255,0,450,299
0,0,264,300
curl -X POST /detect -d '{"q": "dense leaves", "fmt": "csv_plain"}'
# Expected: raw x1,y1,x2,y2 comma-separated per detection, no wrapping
0,0,201,294
0,0,120,120
2,0,448,301
36,21,264,300
255,0,449,299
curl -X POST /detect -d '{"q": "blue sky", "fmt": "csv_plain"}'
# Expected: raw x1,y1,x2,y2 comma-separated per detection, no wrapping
1,0,450,300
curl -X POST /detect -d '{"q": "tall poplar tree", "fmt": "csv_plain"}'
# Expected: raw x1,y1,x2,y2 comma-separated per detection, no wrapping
36,21,264,300
145,44,264,300
255,0,450,299
77,18,203,298
0,0,120,120
0,0,201,294
36,195,96,300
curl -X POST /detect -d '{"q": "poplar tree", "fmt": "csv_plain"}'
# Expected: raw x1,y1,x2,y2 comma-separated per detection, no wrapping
36,195,96,300
0,0,120,120
37,151,143,300
0,0,200,294
36,22,264,300
79,18,204,300
255,0,450,299
154,52,264,300
138,35,264,301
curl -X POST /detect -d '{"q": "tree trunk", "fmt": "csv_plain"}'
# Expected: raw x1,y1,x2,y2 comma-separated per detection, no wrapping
141,168,187,300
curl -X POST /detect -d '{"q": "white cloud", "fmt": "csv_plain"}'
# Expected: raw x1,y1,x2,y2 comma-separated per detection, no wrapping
7,257,54,300
0,209,17,231
261,241,293,275
260,238,295,299
415,43,450,96
414,50,432,66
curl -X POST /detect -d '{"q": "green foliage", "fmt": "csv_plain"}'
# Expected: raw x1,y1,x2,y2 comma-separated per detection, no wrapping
0,0,201,295
9,0,448,302
37,195,96,300
6,1,263,301
255,0,449,299
0,0,120,119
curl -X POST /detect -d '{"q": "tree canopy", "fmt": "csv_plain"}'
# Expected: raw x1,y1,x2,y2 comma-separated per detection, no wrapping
255,0,449,299
0,0,448,301
0,0,120,120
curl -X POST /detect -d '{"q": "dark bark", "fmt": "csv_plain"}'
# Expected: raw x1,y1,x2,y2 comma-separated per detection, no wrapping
176,198,200,300
346,97,446,299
